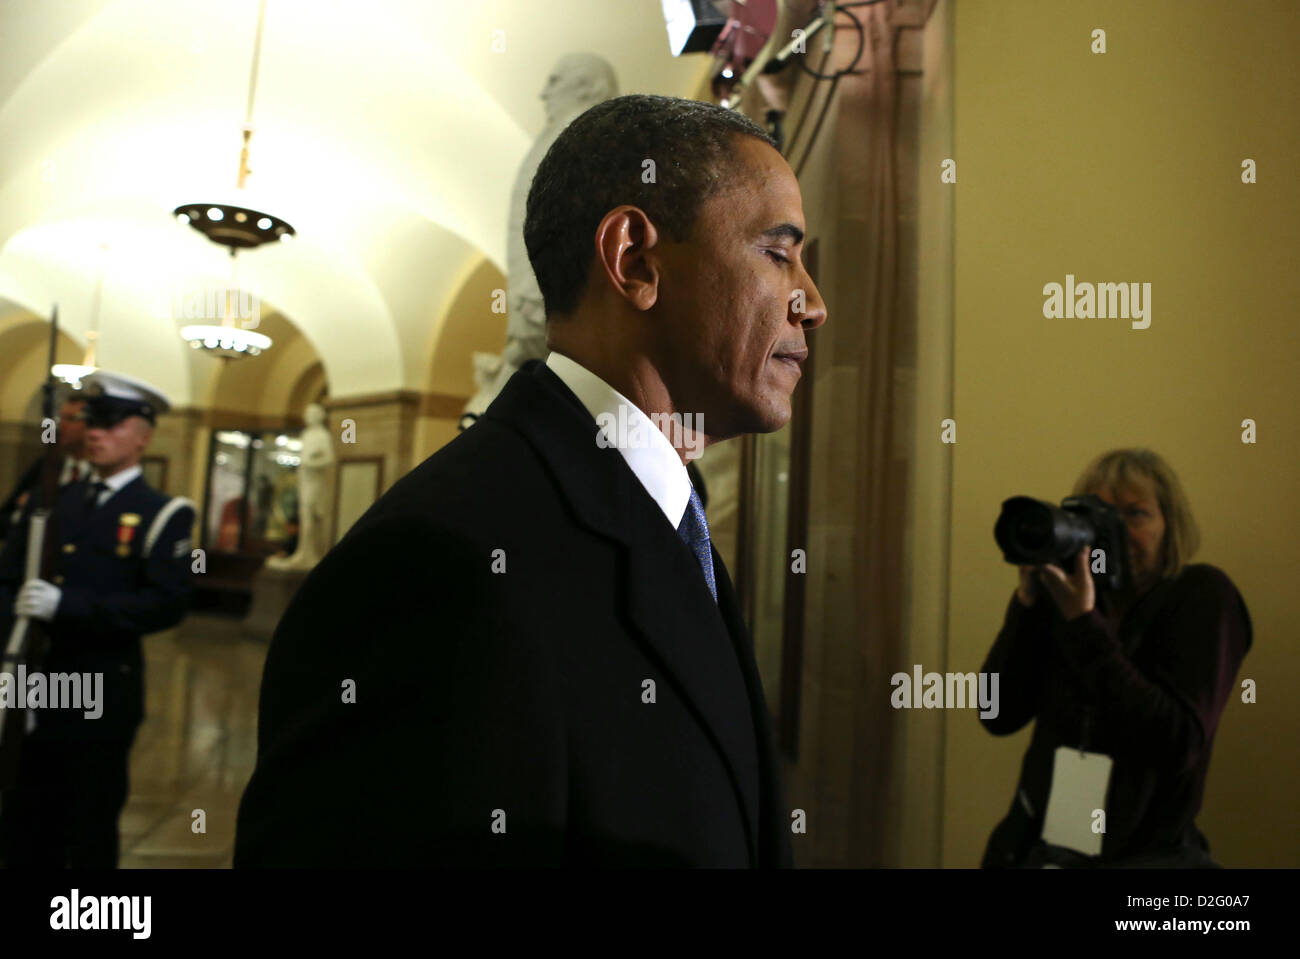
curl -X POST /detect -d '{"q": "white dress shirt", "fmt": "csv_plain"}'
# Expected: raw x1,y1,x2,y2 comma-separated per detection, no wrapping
90,463,142,507
58,457,91,485
545,351,692,530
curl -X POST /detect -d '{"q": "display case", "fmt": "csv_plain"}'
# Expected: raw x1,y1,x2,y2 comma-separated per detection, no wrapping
201,428,305,557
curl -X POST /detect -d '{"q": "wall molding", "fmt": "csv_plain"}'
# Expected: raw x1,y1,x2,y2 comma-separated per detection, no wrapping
323,389,466,419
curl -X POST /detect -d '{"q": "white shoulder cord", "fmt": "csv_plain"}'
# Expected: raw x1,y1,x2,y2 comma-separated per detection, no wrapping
144,497,195,556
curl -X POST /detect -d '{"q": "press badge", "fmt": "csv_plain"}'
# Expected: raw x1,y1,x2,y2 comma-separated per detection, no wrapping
1040,746,1112,856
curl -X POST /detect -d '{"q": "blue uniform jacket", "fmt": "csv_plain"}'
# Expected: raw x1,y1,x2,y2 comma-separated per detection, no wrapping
0,474,194,741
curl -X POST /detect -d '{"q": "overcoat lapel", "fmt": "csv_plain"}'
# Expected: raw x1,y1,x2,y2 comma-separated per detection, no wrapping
483,362,762,863
711,546,788,867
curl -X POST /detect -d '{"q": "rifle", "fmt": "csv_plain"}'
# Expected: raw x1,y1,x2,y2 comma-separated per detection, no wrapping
0,305,63,790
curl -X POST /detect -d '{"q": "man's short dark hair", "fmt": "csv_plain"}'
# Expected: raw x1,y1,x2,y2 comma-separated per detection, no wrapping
523,94,778,318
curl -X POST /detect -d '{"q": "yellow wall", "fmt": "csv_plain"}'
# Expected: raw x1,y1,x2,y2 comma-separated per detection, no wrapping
426,256,508,400
413,255,509,463
942,0,1300,866
0,321,82,420
199,312,323,419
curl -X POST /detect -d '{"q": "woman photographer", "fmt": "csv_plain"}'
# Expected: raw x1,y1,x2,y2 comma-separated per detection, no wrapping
979,449,1252,868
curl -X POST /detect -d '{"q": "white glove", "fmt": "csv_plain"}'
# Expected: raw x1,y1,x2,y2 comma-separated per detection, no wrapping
15,579,61,622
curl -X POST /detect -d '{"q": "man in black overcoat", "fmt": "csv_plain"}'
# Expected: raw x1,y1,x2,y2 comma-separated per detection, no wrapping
234,94,828,867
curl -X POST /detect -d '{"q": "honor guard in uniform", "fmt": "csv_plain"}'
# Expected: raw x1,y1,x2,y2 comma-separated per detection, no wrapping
0,371,194,868
0,390,91,541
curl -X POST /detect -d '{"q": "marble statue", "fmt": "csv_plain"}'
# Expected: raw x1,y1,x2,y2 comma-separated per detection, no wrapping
461,351,504,428
267,402,335,570
462,52,618,422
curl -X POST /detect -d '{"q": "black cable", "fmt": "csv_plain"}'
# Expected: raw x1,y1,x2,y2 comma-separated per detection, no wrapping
793,73,840,178
796,6,866,81
785,4,862,163
783,31,832,159
794,30,839,81
790,6,867,176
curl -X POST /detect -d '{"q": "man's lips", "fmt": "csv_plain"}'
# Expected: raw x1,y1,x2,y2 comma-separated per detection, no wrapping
772,348,808,376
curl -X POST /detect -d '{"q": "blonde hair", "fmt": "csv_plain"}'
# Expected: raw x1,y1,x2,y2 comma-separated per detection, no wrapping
1071,448,1200,580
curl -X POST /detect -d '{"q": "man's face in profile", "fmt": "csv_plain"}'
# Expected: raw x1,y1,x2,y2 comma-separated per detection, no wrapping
84,414,151,474
59,399,86,453
654,136,827,438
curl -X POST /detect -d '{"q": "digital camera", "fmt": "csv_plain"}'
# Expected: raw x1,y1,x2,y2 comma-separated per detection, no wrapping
993,494,1128,592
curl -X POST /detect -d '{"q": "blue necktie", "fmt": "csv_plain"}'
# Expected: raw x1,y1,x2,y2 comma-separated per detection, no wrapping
84,480,108,512
677,485,717,603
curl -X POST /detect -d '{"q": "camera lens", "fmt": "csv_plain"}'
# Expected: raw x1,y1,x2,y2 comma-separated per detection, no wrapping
1013,512,1052,550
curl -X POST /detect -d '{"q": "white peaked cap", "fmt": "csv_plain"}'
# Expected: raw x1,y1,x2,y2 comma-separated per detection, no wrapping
80,370,172,418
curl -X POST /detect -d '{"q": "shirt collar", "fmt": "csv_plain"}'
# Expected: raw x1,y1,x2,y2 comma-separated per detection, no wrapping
59,457,89,484
545,351,692,529
93,463,142,495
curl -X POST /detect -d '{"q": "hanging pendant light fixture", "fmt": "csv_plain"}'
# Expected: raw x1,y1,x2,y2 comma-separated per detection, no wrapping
52,242,108,387
177,0,289,359
179,247,272,358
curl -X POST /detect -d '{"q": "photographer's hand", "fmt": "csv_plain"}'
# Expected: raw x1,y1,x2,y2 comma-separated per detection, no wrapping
1037,545,1095,621
1015,565,1040,607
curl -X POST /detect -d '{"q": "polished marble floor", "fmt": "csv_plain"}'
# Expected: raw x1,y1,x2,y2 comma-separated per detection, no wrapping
119,614,266,869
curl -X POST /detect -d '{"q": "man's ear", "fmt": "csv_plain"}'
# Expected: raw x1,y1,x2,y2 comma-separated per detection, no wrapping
593,205,661,312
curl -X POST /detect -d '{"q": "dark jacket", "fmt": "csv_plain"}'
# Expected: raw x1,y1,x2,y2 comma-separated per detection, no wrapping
979,563,1252,866
0,474,194,741
1,455,85,540
234,361,793,868
0,457,41,540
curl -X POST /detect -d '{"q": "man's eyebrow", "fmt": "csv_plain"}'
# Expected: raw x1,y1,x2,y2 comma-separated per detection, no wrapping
759,223,804,244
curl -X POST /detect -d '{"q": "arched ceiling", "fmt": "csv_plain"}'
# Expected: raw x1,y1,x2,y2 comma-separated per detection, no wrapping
0,0,710,405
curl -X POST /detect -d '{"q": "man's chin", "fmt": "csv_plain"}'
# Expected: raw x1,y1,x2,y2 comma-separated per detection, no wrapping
739,401,793,435
697,393,793,440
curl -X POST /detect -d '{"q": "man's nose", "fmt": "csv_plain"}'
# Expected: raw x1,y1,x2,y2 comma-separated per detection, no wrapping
793,279,828,331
